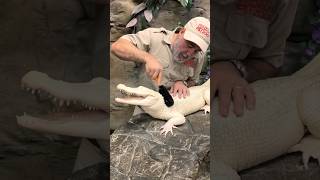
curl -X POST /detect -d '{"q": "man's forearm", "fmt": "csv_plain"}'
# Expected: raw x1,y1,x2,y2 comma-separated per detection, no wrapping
111,38,149,63
244,59,279,82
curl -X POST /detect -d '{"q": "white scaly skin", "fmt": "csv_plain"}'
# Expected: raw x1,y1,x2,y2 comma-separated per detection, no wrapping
115,79,210,135
17,112,107,140
16,71,107,140
213,53,320,180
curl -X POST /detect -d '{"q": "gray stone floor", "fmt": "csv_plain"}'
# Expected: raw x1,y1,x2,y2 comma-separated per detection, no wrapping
111,112,210,179
240,153,320,180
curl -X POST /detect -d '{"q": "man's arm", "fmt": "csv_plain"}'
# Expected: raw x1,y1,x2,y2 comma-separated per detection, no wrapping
213,0,299,117
111,37,163,81
244,59,279,83
111,38,150,64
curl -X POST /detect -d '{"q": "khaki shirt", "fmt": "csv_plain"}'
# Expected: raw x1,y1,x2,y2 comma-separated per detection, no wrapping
121,27,205,89
213,0,299,68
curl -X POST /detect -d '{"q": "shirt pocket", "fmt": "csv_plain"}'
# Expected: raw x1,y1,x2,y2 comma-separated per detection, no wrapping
226,13,269,49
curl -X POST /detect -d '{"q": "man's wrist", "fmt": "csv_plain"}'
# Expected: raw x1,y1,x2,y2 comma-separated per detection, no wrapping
140,51,151,64
229,60,248,79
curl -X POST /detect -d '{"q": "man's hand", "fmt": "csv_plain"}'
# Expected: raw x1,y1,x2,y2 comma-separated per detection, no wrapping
212,62,255,117
170,81,189,99
144,54,163,81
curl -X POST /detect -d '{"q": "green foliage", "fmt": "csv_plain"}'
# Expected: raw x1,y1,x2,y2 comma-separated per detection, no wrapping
176,0,192,9
126,0,193,33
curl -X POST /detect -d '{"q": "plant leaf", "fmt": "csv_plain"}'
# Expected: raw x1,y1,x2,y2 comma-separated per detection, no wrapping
126,18,138,28
144,10,153,22
131,3,147,16
176,0,188,7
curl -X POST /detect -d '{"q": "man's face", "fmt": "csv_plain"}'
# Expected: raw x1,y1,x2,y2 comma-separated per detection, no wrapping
171,31,201,63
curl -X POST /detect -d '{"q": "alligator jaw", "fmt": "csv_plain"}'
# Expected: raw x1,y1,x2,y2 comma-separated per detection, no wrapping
17,112,107,140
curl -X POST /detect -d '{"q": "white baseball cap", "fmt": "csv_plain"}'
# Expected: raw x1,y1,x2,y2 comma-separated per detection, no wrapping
183,17,210,52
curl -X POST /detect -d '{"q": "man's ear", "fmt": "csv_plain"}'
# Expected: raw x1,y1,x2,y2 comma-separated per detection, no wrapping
180,27,186,34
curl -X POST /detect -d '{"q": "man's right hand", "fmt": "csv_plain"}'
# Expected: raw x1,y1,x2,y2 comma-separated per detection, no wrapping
144,54,163,81
212,61,256,117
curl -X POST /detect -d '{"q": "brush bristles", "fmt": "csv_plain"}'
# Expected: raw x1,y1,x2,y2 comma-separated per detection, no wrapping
159,85,174,107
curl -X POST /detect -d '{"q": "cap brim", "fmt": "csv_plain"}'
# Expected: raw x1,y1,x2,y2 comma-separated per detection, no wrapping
184,30,209,52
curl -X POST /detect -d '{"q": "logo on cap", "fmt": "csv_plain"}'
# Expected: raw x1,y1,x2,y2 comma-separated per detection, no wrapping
196,24,209,38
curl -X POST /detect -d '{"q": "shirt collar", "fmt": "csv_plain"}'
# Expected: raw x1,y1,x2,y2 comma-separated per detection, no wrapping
162,28,174,45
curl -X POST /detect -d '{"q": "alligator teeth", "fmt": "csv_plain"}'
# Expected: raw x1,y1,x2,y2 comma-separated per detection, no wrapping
26,87,30,91
66,100,70,106
31,89,35,94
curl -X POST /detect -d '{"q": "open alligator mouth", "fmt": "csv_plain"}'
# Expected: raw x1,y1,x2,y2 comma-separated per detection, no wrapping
115,84,151,104
16,71,107,140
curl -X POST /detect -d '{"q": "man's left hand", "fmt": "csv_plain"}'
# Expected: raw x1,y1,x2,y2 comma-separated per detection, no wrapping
170,81,189,99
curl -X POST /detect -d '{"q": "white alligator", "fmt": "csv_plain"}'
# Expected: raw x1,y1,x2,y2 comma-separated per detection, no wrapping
213,53,320,180
115,79,210,135
16,71,107,140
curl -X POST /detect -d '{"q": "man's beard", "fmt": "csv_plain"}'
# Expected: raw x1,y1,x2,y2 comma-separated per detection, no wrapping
171,43,194,63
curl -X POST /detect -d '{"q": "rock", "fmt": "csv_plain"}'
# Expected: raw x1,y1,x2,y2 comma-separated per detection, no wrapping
150,0,210,29
110,0,136,42
109,51,139,130
110,112,210,179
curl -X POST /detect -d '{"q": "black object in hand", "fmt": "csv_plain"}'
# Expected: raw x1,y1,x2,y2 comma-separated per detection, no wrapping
158,85,174,107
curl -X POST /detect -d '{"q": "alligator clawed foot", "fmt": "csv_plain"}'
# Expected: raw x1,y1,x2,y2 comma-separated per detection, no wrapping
160,123,177,136
289,135,320,169
201,105,210,114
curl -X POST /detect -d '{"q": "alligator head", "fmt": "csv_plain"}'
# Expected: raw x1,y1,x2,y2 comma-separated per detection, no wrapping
115,84,164,107
16,71,107,140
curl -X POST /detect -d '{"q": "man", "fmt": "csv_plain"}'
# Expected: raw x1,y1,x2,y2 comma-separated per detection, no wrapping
213,0,299,117
111,16,210,99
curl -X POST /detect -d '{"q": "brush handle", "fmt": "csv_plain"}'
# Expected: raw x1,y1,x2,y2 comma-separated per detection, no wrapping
153,71,162,86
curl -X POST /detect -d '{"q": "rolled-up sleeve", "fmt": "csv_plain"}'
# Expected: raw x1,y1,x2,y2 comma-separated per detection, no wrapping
120,28,152,52
248,0,299,68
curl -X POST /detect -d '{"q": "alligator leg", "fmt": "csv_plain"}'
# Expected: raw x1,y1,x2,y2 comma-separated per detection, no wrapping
160,115,185,136
200,88,210,114
289,135,320,169
298,83,320,137
292,83,320,168
214,161,240,180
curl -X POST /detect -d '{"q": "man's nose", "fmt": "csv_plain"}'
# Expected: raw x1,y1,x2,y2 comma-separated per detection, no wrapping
187,48,197,56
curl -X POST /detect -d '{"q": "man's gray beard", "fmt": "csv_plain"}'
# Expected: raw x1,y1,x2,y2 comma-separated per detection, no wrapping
170,45,183,64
